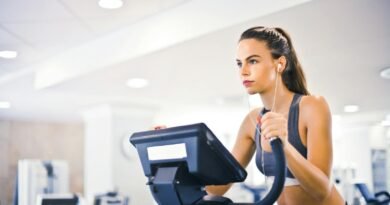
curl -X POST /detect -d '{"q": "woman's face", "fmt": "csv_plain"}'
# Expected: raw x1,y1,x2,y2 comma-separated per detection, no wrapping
236,38,277,95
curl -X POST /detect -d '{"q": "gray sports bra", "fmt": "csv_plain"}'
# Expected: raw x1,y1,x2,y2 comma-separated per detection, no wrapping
255,93,307,178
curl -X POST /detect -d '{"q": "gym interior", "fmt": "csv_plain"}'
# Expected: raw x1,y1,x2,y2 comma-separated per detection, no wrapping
0,0,389,205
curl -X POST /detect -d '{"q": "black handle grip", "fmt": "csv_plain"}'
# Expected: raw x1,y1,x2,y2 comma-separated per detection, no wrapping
255,138,286,205
233,137,286,205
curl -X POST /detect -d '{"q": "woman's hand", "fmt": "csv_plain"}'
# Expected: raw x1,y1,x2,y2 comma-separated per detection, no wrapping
260,112,288,149
152,125,167,130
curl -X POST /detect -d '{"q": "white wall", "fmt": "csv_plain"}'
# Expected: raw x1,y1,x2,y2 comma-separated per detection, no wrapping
333,124,373,185
82,105,156,205
386,128,390,190
82,105,114,203
332,113,390,203
111,106,156,205
332,112,390,189
369,125,388,149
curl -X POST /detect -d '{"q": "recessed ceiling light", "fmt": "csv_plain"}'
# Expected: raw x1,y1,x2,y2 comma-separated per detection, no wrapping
126,78,149,88
0,50,18,59
0,101,11,109
380,67,390,79
344,105,359,113
98,0,123,9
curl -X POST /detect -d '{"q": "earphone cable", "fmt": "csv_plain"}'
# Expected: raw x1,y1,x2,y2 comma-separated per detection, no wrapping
245,70,280,190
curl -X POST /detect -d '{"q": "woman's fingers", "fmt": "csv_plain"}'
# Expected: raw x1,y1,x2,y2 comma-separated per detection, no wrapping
261,123,277,137
261,112,281,122
263,129,287,139
152,125,167,130
256,115,262,125
260,116,286,131
261,115,287,140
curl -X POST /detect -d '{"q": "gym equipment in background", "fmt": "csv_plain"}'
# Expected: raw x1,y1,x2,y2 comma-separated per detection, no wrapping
94,191,129,205
36,194,79,205
240,183,267,202
355,183,390,205
16,160,69,205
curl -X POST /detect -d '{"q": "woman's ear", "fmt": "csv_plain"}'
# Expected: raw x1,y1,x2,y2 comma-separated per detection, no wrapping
275,56,287,73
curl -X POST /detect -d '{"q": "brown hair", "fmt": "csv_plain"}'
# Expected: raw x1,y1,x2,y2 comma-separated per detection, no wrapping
239,27,310,95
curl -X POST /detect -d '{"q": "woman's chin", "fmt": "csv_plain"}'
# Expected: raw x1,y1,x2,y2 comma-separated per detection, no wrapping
246,89,258,95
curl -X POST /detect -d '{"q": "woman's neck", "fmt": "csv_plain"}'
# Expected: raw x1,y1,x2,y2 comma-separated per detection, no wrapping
260,84,294,114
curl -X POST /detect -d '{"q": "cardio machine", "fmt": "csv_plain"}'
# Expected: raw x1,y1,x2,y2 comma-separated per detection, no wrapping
130,123,286,205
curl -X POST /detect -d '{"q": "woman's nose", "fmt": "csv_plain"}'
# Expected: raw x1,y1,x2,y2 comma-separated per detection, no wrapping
240,64,250,76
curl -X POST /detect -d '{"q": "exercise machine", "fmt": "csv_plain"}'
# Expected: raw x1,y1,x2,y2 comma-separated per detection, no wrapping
130,123,286,205
240,183,267,202
94,191,129,205
16,160,69,205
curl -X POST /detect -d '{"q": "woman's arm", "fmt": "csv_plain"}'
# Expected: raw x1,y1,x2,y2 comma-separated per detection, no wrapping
284,95,333,201
206,109,257,196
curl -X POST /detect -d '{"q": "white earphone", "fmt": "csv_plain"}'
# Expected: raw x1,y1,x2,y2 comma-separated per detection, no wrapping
277,63,282,73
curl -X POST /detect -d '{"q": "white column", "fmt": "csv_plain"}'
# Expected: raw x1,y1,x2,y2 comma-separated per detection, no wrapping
0,121,10,205
82,105,114,203
386,128,390,191
82,104,156,205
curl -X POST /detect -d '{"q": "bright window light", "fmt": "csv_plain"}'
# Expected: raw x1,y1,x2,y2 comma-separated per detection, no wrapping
0,101,11,109
98,0,123,9
0,50,18,59
126,78,149,88
344,105,359,113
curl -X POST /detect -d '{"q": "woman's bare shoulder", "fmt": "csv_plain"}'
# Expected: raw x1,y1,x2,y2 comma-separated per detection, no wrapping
300,94,331,126
300,95,330,114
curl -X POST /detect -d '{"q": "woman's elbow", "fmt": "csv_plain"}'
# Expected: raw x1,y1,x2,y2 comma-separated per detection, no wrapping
313,184,332,201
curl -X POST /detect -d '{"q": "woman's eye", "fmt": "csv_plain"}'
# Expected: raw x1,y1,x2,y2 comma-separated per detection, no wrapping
236,62,242,68
249,59,258,64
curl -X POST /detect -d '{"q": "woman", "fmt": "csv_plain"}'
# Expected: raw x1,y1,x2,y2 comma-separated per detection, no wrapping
206,27,346,205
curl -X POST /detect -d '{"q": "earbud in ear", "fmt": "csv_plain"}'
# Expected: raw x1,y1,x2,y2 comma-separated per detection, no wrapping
277,64,282,72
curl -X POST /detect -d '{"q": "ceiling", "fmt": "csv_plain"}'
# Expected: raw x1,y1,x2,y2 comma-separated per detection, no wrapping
0,0,389,123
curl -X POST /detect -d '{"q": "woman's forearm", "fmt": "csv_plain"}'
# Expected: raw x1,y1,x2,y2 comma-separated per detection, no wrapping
284,142,332,201
205,184,233,196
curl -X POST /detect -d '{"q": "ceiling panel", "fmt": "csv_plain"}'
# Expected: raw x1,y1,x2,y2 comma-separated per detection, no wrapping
0,0,95,78
60,0,188,33
0,27,37,77
0,26,26,47
2,20,92,49
0,0,78,23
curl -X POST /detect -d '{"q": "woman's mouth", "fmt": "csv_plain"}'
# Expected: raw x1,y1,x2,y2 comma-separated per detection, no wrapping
243,80,254,87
